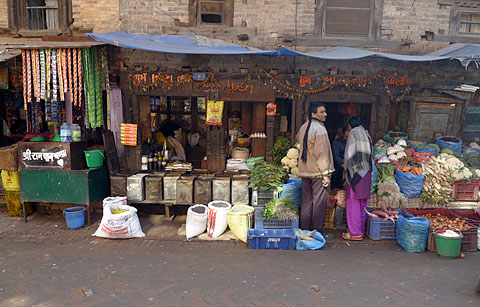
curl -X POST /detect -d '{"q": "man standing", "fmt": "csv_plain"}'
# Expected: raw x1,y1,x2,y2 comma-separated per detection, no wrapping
297,102,335,239
331,125,350,189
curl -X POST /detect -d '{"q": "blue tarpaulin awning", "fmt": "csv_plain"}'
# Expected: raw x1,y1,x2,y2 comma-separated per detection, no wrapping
86,32,277,55
86,32,479,67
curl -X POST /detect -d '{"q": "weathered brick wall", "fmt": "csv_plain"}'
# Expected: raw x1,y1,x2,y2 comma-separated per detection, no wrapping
71,0,121,33
382,0,451,53
0,0,9,29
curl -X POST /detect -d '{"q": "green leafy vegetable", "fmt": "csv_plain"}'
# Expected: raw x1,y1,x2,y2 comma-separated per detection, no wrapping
249,162,288,193
271,136,290,166
262,197,299,220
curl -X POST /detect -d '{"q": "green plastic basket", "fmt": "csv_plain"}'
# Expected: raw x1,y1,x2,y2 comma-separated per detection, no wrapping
84,150,105,168
434,230,463,259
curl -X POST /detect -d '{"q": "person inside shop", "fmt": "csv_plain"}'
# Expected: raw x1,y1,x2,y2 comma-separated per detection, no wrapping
331,124,350,189
342,116,373,241
155,121,186,161
297,102,335,239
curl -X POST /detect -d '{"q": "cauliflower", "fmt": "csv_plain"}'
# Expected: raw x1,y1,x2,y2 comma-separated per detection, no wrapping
286,148,299,159
445,157,464,169
476,169,480,178
388,154,398,161
283,165,290,171
452,167,472,180
281,156,290,166
396,151,407,159
287,158,297,168
291,167,299,177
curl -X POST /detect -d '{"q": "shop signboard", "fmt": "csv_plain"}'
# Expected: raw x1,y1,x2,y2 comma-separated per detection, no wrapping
18,141,87,170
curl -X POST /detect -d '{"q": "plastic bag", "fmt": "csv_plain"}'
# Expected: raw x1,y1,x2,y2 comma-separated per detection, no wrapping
395,170,424,198
279,179,302,208
1,170,20,192
295,229,326,250
436,136,462,153
206,100,224,126
371,163,379,194
227,205,254,243
226,158,249,171
103,196,127,206
93,201,145,239
207,201,232,238
186,204,208,239
396,215,429,252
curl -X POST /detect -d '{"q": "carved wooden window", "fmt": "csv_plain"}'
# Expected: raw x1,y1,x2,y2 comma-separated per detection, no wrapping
324,0,373,37
8,0,72,36
189,0,233,27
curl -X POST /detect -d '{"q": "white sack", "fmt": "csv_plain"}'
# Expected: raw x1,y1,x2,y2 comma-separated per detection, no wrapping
186,204,208,239
207,201,232,238
93,201,145,239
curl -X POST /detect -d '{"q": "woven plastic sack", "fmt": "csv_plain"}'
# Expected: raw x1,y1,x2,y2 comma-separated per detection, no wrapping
395,170,424,198
227,205,254,243
396,215,429,253
207,201,232,238
93,201,145,239
186,204,208,239
295,229,326,250
1,170,20,192
413,144,438,156
279,179,302,208
436,136,463,153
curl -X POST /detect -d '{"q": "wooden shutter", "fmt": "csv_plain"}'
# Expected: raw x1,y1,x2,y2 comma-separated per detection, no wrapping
325,0,372,36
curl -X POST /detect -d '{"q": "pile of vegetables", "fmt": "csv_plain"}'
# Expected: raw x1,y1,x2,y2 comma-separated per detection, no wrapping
421,155,454,204
398,156,421,168
366,207,400,222
420,213,474,231
249,162,288,193
377,178,408,208
281,143,300,177
262,197,299,221
397,166,423,175
271,136,290,166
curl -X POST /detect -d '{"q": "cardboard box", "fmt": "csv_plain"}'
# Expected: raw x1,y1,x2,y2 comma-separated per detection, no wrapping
0,144,18,171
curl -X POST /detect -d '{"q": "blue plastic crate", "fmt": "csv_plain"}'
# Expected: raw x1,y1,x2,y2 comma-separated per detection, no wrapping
247,228,296,250
254,207,299,229
365,209,413,240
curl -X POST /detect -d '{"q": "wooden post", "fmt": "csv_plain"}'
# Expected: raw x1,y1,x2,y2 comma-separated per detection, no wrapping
252,102,266,157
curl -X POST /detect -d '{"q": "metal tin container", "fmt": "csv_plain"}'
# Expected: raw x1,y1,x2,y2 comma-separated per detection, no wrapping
231,175,249,205
194,174,214,204
213,176,231,203
176,175,196,204
127,173,148,201
110,175,127,197
163,173,181,203
145,173,164,201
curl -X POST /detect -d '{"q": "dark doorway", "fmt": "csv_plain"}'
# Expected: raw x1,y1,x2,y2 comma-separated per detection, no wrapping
323,102,372,143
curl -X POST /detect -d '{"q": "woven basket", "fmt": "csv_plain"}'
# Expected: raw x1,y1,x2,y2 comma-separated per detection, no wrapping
232,147,249,159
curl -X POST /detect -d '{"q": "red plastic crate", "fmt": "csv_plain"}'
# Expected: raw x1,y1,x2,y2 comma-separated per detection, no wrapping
450,210,480,227
452,179,480,201
406,209,478,252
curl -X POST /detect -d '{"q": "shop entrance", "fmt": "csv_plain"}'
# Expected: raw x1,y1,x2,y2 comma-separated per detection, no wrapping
323,102,372,143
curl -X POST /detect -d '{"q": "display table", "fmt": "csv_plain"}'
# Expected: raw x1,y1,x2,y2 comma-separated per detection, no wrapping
19,167,110,224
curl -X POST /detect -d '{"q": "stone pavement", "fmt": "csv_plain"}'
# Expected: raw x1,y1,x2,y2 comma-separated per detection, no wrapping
0,211,480,306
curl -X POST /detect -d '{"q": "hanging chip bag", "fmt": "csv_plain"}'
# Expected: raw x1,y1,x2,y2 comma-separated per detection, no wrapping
206,100,224,126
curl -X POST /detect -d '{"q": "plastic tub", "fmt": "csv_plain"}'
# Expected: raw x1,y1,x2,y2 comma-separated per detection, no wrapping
63,206,85,229
434,230,463,258
84,150,105,168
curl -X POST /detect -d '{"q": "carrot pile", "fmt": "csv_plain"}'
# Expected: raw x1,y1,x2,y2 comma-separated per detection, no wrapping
397,166,423,175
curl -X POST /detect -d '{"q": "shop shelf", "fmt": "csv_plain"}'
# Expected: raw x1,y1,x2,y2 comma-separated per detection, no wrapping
251,188,278,207
452,179,480,201
334,206,347,229
254,207,298,229
247,228,296,250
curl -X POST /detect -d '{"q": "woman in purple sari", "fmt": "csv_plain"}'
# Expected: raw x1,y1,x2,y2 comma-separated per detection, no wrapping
342,116,373,241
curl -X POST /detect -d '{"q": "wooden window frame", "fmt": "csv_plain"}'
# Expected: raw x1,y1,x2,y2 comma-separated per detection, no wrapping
315,0,382,39
8,0,73,37
189,0,234,27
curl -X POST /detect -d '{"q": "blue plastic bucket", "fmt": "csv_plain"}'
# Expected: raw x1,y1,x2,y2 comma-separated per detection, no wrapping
63,206,85,229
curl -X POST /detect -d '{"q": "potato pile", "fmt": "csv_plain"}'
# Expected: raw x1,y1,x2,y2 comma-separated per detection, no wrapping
420,213,474,231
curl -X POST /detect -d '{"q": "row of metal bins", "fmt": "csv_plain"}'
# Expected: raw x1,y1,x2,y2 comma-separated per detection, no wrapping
111,173,250,205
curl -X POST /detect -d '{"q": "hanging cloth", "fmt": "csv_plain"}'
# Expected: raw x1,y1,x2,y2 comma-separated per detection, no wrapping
73,48,78,106
77,48,83,108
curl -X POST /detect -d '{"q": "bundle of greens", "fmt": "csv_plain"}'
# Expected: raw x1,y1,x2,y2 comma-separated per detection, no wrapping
249,162,288,192
271,136,290,166
262,197,299,221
